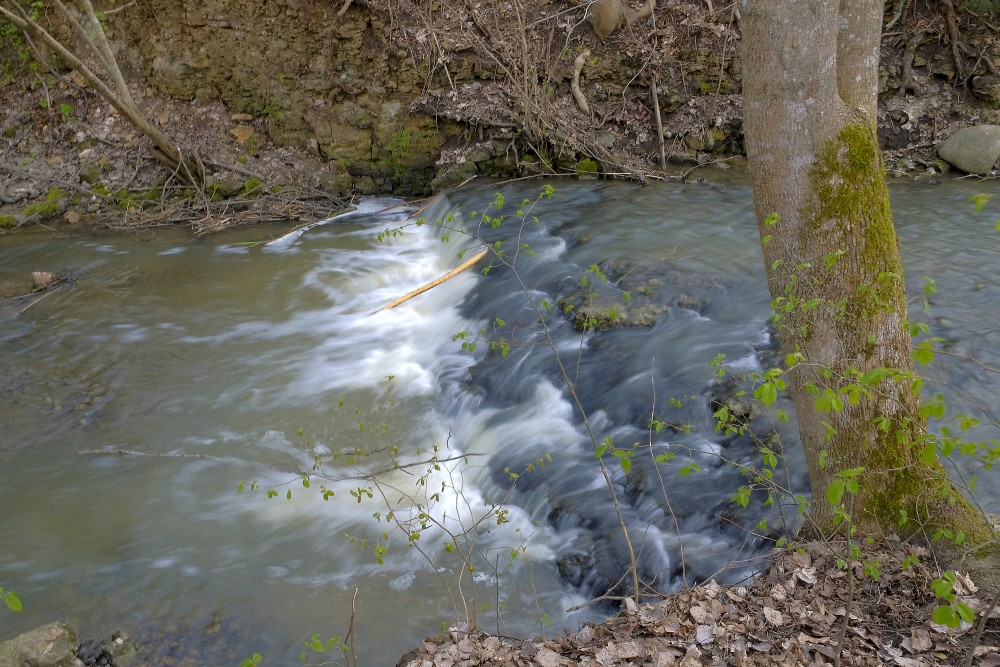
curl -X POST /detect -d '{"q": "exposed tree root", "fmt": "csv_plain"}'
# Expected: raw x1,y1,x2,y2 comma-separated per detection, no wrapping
572,48,592,114
899,29,927,96
938,0,966,82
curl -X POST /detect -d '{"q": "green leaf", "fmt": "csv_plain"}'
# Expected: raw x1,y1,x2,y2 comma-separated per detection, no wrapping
913,342,935,366
826,479,845,507
931,577,954,599
4,592,22,612
932,605,959,627
678,462,700,476
620,457,632,474
594,444,607,459
823,249,844,267
754,381,778,407
814,390,843,413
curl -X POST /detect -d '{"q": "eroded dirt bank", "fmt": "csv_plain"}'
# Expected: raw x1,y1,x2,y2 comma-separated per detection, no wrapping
1,0,999,233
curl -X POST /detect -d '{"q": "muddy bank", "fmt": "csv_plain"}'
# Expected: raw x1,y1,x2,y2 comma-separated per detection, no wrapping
2,0,999,232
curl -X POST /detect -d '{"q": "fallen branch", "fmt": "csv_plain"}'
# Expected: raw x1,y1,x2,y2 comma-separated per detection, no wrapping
373,246,489,313
650,73,666,170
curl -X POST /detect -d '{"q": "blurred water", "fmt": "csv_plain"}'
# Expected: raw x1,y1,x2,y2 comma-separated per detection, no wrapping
0,178,997,664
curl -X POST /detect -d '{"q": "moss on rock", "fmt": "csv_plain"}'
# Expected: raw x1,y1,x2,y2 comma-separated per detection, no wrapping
21,187,68,219
576,157,601,179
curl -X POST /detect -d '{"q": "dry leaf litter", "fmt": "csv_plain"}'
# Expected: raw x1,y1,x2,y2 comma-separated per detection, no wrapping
399,537,1000,667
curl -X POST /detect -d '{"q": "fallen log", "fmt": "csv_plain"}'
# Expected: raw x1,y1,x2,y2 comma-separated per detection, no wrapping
373,246,489,313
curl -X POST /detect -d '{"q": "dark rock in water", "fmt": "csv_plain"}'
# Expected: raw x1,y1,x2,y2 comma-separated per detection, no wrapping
556,525,674,601
77,632,136,667
0,273,38,298
0,624,137,667
0,622,82,667
555,259,728,332
558,294,665,331
708,374,757,424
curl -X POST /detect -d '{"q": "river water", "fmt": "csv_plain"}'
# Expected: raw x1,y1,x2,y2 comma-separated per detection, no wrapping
1,178,997,665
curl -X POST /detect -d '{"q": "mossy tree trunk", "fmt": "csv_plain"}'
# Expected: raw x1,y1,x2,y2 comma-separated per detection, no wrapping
741,1,992,545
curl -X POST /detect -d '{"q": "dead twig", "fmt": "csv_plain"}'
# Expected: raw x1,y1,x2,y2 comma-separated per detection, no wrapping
650,73,666,170
572,48,592,115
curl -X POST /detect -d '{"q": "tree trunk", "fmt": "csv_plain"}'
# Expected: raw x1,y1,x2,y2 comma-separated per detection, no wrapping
741,0,991,544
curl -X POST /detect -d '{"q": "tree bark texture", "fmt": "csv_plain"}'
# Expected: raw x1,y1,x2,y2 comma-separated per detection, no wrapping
741,0,987,540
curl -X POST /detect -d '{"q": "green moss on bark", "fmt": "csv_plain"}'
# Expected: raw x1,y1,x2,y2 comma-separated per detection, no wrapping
809,123,900,281
804,123,907,334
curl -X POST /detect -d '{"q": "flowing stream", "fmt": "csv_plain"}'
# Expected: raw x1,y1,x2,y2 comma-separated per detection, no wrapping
1,178,998,665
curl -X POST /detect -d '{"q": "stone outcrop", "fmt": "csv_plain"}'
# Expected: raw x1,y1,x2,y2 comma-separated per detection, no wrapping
0,622,82,667
106,2,462,196
973,73,1000,108
0,624,137,667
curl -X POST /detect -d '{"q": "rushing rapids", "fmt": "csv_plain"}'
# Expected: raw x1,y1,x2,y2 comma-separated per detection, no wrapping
0,179,997,665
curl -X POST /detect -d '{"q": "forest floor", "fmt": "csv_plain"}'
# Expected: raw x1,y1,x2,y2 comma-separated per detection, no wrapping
398,537,1000,667
0,74,356,235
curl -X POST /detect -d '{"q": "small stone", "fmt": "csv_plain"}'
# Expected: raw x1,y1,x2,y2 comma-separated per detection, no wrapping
78,162,102,183
33,271,55,289
230,124,256,145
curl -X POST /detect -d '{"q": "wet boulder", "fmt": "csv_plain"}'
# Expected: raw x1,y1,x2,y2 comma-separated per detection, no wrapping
0,622,83,667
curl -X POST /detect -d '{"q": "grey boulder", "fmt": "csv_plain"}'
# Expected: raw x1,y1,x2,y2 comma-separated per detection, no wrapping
937,125,1000,175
